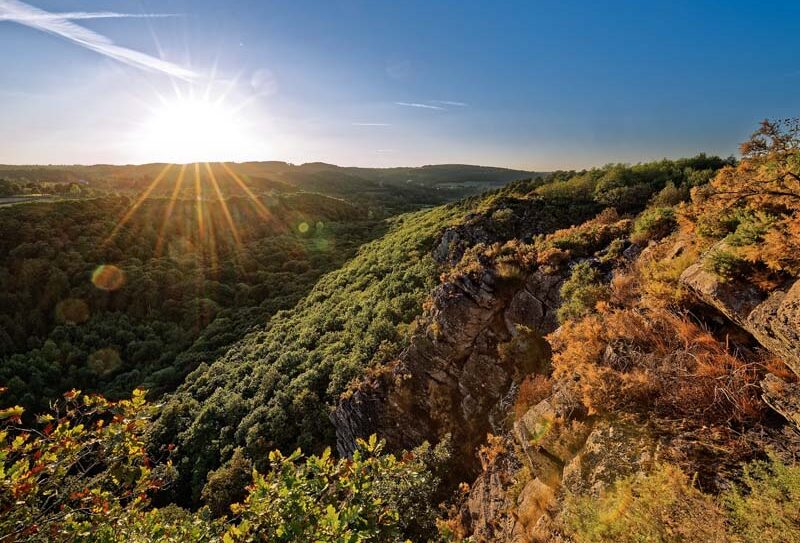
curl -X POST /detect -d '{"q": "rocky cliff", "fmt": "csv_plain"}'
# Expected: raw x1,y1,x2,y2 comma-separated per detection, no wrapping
332,200,576,476
334,203,800,541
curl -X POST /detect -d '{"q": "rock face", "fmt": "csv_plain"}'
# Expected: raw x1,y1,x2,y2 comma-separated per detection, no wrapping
332,193,600,469
460,443,522,541
681,260,800,376
334,196,609,465
761,373,800,431
333,264,565,471
461,393,656,542
560,419,656,497
747,281,800,376
680,250,800,431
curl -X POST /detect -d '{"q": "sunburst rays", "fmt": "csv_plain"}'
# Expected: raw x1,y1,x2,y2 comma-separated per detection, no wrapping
193,162,205,242
204,162,242,248
103,160,276,288
220,161,273,222
104,163,173,246
155,163,187,256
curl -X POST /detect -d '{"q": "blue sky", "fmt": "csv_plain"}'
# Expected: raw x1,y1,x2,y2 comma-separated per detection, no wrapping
1,0,799,168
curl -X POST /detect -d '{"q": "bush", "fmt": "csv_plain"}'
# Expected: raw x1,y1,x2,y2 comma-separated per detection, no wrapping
0,389,185,542
650,182,689,207
550,307,764,425
513,375,552,420
636,238,700,305
631,207,677,244
0,391,447,543
562,464,729,543
202,448,253,517
722,455,800,543
228,436,438,543
726,210,777,247
704,247,746,280
599,238,626,263
557,263,610,324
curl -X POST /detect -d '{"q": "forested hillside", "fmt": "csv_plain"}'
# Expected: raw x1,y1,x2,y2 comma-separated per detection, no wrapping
4,122,800,542
0,162,530,413
0,191,379,413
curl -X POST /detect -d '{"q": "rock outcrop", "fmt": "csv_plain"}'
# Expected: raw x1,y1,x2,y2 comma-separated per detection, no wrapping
333,264,564,472
761,373,800,431
681,261,800,374
461,394,657,542
681,250,800,430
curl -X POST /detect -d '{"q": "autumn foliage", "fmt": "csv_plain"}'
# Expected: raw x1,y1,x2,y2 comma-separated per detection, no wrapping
692,118,800,279
550,303,764,427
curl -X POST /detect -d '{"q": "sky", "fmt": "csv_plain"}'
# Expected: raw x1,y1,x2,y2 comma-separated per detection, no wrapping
1,0,799,169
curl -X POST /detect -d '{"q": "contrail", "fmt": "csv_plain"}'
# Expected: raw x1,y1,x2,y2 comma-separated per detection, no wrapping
0,0,196,80
395,101,445,110
431,100,468,107
0,11,179,21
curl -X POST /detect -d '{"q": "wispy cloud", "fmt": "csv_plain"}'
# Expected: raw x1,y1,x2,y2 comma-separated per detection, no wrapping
395,101,445,110
431,100,468,107
0,0,195,80
352,122,391,127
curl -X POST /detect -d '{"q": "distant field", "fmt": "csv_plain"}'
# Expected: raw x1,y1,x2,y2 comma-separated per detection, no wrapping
0,194,62,207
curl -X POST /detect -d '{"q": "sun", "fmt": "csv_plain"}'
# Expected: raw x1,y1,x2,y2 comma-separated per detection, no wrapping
132,95,261,163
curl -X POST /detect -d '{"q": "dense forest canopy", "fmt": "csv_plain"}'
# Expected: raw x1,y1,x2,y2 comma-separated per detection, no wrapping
0,162,541,214
0,191,380,413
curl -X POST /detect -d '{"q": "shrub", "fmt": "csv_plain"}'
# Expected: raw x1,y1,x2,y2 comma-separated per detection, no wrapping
634,246,695,307
562,464,729,543
0,389,183,543
229,436,436,543
557,263,610,324
704,247,746,280
689,119,800,279
650,182,689,207
202,448,253,517
722,455,800,543
758,218,800,276
546,220,630,259
631,207,677,244
563,456,800,543
725,210,777,248
695,209,742,240
599,238,626,263
1,391,447,543
477,434,507,471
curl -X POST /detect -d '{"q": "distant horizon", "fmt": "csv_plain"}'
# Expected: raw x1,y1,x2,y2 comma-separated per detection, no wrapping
0,147,737,173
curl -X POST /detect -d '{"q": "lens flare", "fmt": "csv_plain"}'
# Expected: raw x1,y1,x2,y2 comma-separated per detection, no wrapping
55,298,90,324
92,264,126,291
88,348,122,376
